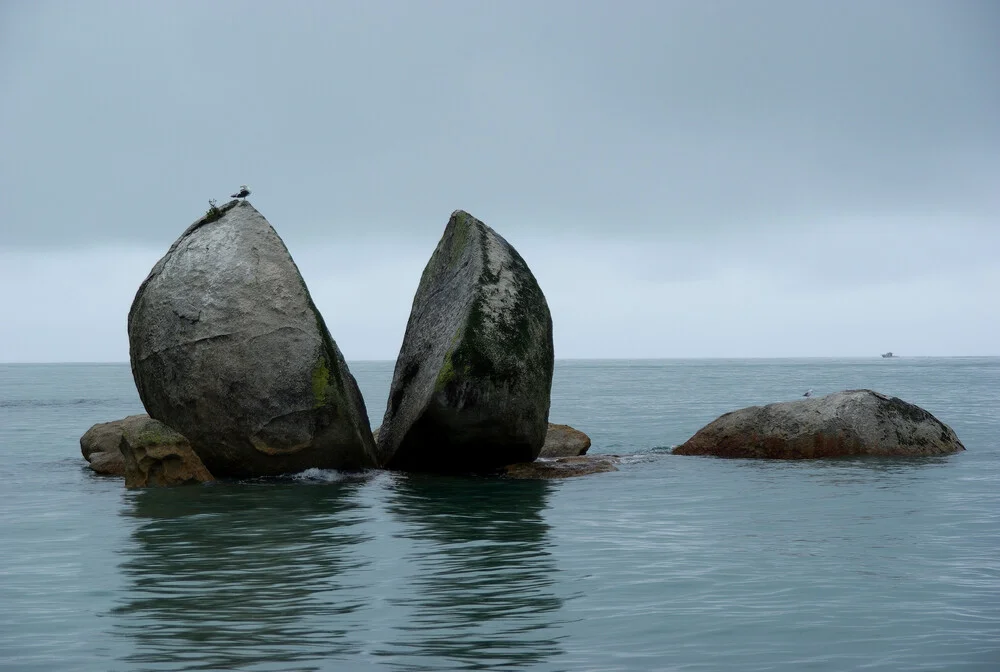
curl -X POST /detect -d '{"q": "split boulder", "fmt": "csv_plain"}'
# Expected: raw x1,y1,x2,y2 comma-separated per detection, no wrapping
377,210,554,472
128,200,377,477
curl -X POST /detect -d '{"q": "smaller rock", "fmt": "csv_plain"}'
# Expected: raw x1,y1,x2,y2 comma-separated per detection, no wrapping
674,389,965,459
119,416,214,489
539,423,591,458
88,450,126,476
80,414,150,476
504,455,619,479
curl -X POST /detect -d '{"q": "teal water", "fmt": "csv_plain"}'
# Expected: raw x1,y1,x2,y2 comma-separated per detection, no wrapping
1,359,998,671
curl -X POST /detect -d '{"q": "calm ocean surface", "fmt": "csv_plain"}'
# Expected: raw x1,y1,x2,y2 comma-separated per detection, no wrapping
1,358,998,671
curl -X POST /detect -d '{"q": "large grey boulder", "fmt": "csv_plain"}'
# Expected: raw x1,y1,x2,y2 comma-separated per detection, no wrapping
128,200,377,477
377,210,554,472
674,389,965,459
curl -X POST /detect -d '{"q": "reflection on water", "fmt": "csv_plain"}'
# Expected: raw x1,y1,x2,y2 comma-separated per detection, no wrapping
378,475,563,671
112,478,372,671
736,454,960,488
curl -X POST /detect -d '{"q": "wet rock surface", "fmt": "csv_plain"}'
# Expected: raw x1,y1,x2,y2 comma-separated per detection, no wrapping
504,455,619,479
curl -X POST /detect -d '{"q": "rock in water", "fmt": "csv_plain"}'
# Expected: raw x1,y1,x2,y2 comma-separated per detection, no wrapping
128,200,377,477
118,415,214,488
673,389,965,459
377,210,554,472
539,423,592,458
504,455,618,479
80,415,144,476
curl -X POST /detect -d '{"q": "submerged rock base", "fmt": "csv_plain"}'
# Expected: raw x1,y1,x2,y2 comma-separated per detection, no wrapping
504,455,619,479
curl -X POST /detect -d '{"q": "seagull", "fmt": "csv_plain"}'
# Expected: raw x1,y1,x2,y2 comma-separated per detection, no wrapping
803,389,814,397
231,185,251,199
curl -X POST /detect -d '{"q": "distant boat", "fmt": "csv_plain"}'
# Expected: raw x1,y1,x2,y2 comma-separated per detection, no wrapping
881,352,896,358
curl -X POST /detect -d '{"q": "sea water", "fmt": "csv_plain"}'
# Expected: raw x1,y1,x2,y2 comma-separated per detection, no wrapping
0,358,998,671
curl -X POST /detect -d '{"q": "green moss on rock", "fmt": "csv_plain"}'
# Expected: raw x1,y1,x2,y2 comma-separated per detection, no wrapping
311,357,330,408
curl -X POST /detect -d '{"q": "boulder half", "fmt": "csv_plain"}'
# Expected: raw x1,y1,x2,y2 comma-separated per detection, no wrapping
377,210,554,472
128,200,377,476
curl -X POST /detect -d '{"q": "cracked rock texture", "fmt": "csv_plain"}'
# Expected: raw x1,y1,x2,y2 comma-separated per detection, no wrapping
377,210,554,472
128,200,377,477
674,389,965,459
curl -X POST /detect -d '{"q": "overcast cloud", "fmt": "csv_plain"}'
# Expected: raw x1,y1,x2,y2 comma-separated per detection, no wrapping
1,0,998,361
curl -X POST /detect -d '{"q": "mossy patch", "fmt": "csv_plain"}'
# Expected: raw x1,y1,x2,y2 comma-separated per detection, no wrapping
448,213,471,268
311,357,330,408
434,328,466,391
203,200,224,223
447,239,550,385
130,421,187,448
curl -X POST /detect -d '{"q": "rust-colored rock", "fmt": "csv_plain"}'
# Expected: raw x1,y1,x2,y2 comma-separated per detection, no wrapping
538,423,591,458
504,455,618,479
118,416,214,488
674,389,965,459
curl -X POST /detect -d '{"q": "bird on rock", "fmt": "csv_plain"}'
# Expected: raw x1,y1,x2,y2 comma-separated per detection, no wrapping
231,185,251,199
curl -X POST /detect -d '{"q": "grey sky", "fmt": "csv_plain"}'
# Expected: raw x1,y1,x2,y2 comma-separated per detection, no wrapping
1,1,998,361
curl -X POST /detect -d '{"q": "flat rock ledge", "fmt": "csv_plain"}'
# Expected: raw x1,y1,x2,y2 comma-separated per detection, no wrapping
503,455,619,479
673,389,965,459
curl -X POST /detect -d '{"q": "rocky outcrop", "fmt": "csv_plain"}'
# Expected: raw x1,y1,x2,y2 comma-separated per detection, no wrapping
504,455,619,479
118,415,213,488
538,423,591,458
128,200,377,477
674,389,965,459
80,414,152,476
377,210,554,472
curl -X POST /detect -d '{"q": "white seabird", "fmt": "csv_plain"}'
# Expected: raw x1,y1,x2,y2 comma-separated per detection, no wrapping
803,389,814,397
231,185,251,199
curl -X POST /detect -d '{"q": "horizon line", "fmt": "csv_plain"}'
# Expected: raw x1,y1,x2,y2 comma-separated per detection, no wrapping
2,355,998,365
